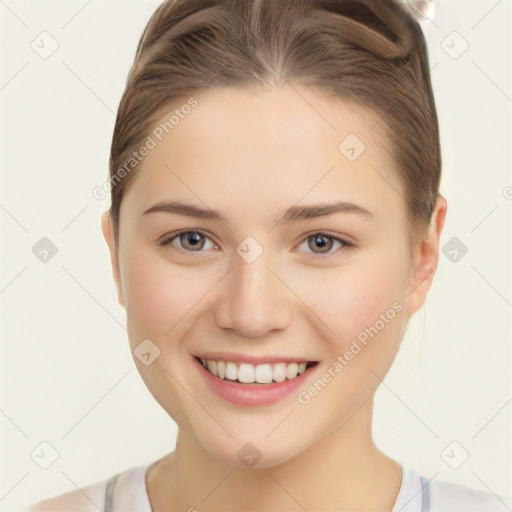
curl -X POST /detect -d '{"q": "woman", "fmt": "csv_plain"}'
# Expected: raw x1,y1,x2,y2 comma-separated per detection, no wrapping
22,0,510,510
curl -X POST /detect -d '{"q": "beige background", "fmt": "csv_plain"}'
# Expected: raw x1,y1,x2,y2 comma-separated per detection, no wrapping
1,0,511,509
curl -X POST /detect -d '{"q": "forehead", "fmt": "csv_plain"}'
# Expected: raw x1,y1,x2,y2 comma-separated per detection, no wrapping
121,85,404,227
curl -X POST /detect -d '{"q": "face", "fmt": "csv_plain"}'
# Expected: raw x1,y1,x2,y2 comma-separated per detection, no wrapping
102,86,445,468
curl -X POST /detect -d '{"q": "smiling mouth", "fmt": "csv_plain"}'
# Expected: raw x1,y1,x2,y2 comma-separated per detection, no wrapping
195,357,318,384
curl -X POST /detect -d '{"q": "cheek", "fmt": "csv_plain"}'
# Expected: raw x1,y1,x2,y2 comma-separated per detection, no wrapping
119,248,207,428
290,253,410,421
291,249,410,351
347,258,407,328
120,248,203,339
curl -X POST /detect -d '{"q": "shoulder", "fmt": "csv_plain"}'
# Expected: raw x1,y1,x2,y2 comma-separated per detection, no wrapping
19,475,109,511
429,477,512,511
396,462,511,512
19,465,151,512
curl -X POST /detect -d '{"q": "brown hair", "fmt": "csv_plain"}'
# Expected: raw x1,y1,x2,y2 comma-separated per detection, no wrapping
108,0,440,246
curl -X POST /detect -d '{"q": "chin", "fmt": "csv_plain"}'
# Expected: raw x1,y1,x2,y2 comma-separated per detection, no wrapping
203,436,304,469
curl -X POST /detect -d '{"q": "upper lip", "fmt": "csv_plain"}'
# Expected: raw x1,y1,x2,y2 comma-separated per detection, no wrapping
193,352,317,365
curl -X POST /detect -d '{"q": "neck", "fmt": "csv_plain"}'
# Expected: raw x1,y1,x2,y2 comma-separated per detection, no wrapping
146,400,402,512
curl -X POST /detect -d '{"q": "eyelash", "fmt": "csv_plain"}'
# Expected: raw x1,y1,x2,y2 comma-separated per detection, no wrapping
157,229,354,259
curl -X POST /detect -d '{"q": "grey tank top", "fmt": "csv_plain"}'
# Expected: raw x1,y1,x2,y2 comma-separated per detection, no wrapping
103,470,432,511
104,472,120,512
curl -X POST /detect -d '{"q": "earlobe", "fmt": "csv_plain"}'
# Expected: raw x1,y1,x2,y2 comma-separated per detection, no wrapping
406,195,447,316
101,210,125,308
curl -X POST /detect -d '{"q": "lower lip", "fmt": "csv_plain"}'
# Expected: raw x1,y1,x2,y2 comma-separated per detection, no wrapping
194,358,317,407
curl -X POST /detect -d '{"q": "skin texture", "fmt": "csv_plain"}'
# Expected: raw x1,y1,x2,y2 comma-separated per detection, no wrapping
101,85,447,511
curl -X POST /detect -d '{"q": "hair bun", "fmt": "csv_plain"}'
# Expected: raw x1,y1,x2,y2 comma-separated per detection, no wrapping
397,0,435,21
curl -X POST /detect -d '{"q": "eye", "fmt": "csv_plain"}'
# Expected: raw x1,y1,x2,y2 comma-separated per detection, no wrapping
158,230,217,254
296,232,353,258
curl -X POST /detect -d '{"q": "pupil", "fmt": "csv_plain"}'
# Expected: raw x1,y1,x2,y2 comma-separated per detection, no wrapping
310,234,332,253
182,232,204,250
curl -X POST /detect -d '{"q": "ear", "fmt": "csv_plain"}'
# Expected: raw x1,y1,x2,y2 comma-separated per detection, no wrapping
405,194,447,316
101,210,125,308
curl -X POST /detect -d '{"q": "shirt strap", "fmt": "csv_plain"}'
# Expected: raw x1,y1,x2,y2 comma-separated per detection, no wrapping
419,475,431,512
104,473,121,512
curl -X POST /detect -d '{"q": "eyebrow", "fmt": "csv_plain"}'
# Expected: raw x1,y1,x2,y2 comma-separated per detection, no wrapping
142,200,373,226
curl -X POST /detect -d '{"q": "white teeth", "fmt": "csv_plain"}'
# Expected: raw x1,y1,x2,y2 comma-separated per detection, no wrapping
217,360,226,379
199,358,313,384
286,362,299,380
238,363,255,383
225,361,238,380
255,364,273,384
206,360,217,376
272,363,287,382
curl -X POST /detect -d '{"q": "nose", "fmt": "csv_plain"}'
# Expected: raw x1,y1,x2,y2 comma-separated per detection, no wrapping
214,253,293,338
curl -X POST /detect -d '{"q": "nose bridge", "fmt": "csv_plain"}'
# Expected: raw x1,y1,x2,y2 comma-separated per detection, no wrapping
233,249,272,301
215,241,292,337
